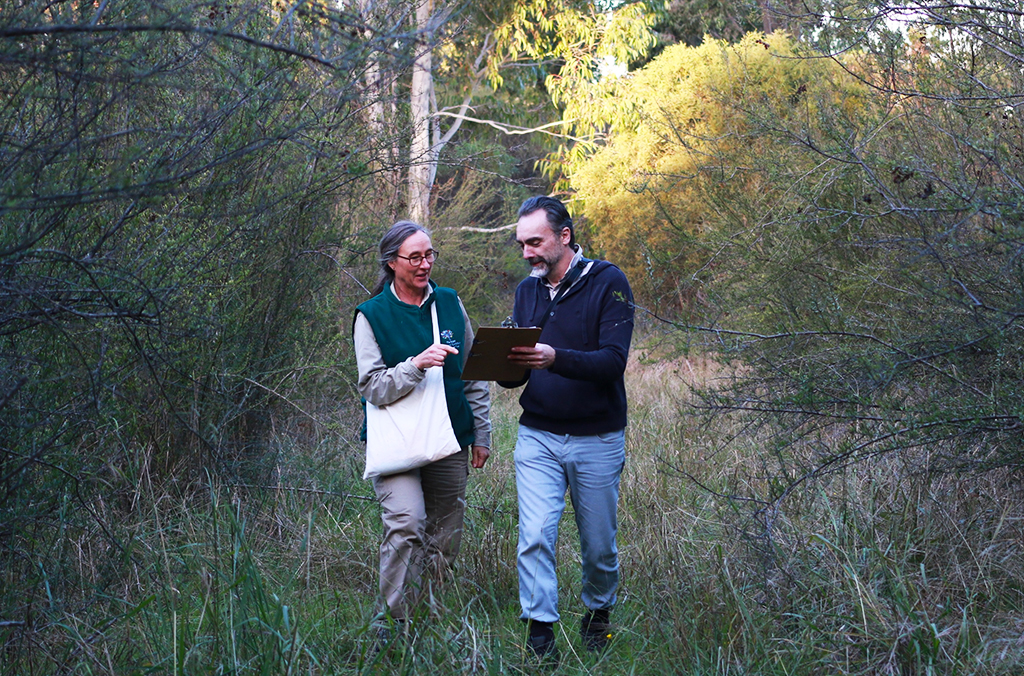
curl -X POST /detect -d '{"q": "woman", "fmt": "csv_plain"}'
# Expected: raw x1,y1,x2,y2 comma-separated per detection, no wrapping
353,221,491,624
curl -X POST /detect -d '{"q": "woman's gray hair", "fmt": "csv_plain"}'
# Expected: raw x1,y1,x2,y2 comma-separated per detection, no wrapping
371,220,430,296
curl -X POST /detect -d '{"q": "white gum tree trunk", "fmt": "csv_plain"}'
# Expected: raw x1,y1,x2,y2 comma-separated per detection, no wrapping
408,0,434,225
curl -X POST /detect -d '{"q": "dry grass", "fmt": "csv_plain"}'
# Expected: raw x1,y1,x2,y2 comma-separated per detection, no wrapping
2,352,1023,674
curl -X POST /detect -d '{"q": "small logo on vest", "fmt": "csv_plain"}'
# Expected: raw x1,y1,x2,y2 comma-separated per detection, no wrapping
440,329,460,350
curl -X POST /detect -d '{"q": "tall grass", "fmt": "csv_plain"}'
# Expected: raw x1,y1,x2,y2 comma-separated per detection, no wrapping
2,347,1023,674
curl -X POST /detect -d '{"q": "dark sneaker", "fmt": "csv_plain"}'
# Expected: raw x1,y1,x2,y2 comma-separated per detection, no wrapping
580,608,612,652
371,618,408,655
525,620,559,665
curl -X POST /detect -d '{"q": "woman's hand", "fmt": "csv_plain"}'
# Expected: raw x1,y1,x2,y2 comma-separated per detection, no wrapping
412,343,458,370
471,445,490,469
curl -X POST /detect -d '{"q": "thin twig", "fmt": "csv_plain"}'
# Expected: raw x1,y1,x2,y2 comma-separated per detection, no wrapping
2,23,350,70
229,483,511,515
240,377,328,427
0,376,28,413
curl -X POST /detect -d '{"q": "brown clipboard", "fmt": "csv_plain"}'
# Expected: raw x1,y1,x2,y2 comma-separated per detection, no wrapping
460,326,543,381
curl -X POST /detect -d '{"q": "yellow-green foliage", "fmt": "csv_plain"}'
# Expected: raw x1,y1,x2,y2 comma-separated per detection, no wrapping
487,0,656,96
569,32,866,306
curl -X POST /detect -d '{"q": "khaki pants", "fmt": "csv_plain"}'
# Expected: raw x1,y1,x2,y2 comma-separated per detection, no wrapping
372,449,469,619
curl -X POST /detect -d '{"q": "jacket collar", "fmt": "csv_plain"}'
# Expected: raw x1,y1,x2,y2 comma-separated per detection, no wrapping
387,279,436,307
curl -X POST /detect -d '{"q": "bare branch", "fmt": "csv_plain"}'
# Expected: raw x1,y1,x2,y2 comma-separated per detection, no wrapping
432,111,588,142
457,222,517,233
0,23,354,70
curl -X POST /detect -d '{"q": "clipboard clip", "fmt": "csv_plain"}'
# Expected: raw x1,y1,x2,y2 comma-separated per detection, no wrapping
501,315,518,328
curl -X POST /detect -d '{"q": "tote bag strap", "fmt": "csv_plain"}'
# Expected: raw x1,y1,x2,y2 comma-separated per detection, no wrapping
430,301,441,345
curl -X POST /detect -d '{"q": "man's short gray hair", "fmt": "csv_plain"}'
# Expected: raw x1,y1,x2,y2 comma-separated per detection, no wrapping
518,196,575,247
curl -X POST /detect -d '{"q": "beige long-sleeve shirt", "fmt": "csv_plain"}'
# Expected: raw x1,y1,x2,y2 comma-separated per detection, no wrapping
354,287,491,449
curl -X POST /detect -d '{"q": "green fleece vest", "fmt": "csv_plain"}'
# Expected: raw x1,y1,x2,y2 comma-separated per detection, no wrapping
355,283,474,447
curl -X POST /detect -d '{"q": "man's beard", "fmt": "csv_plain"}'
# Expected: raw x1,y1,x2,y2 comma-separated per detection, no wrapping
528,255,556,279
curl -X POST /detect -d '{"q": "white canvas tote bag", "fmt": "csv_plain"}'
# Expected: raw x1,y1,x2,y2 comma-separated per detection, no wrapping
363,303,462,479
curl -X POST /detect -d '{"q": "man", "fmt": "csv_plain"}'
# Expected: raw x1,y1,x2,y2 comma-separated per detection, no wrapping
500,196,634,660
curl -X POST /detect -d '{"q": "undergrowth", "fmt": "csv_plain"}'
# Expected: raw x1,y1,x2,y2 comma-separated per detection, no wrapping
2,351,1023,675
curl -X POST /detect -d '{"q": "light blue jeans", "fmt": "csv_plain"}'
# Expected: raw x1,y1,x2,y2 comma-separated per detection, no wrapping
514,424,625,623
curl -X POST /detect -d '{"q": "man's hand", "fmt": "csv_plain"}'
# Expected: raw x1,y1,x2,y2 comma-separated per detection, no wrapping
508,343,556,370
412,343,458,370
471,445,490,469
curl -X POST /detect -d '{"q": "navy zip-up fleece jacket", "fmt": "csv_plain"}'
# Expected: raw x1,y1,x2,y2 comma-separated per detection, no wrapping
501,259,634,435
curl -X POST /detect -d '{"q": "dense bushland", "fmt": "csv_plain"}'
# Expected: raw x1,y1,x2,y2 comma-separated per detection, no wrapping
568,11,1024,490
0,1,396,662
3,357,1021,673
3,1,1024,674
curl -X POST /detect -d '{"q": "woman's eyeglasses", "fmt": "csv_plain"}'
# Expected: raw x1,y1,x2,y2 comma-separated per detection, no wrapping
395,250,438,266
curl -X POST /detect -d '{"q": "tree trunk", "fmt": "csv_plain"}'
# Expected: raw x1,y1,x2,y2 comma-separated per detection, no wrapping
356,0,402,223
759,0,775,34
408,0,434,225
